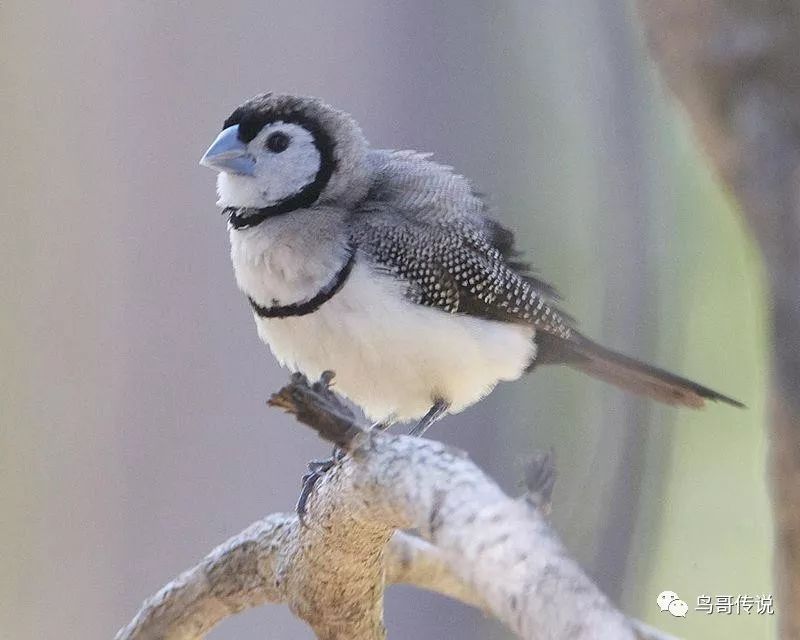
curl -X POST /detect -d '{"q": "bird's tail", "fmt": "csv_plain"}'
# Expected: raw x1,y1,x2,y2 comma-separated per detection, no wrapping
534,333,743,409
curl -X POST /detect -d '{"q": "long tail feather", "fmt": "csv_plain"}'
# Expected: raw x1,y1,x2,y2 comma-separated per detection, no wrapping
534,333,744,409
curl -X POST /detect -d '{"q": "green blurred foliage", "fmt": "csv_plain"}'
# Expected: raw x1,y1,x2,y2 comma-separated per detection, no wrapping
633,107,773,640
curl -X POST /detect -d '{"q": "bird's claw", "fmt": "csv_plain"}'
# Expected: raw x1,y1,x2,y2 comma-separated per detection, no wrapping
524,448,557,515
296,445,345,523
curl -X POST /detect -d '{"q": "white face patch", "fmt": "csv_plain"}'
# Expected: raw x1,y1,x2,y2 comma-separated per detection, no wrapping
216,121,322,208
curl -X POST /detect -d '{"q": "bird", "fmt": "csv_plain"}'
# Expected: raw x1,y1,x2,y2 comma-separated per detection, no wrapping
200,92,742,437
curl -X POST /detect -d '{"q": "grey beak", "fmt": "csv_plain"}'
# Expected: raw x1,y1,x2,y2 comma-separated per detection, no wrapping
199,125,256,176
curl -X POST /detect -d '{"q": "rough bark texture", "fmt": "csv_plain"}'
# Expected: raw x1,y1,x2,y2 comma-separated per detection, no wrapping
115,374,677,640
636,2,800,636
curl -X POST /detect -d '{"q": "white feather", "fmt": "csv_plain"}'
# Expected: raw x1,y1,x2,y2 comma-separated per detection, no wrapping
231,216,535,422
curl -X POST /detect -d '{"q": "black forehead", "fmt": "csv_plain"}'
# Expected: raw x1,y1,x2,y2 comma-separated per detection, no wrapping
224,102,322,144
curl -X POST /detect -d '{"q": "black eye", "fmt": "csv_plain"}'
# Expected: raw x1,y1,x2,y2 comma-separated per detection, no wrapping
266,131,291,153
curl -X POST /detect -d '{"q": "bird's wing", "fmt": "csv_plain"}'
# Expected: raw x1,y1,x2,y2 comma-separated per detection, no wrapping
350,207,573,338
351,151,744,409
352,149,572,337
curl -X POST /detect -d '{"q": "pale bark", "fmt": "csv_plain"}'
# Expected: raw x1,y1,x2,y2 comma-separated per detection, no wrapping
116,374,677,640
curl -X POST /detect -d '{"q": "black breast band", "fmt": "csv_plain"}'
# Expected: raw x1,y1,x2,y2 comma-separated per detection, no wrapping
248,244,357,319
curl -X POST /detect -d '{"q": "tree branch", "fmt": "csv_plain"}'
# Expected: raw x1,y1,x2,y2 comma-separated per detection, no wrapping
116,374,678,640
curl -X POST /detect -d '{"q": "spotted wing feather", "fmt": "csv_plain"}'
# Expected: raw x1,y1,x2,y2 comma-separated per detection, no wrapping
351,212,572,338
353,149,571,336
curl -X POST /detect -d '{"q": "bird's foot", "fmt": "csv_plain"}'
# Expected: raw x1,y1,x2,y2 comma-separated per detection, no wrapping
369,419,394,433
296,445,345,522
524,448,557,516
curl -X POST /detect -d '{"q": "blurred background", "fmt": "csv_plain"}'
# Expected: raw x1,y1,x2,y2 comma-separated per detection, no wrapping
0,1,772,638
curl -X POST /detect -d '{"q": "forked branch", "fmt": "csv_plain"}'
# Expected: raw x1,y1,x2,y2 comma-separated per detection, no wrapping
116,373,677,640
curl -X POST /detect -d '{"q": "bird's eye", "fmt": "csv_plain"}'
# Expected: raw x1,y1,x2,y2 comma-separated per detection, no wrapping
266,131,291,153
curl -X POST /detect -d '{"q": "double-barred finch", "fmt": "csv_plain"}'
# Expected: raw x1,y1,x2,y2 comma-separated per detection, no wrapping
201,93,742,436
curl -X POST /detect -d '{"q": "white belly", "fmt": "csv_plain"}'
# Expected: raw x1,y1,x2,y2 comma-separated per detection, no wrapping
230,217,535,422
252,263,534,422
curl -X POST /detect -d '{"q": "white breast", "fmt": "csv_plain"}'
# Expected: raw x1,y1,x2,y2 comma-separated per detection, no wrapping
231,217,535,423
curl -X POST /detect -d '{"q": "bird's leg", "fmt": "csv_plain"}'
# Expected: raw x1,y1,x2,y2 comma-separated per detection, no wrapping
295,402,438,515
297,406,437,517
369,416,396,433
524,449,557,516
408,399,450,437
297,441,357,520
297,455,337,521
281,371,355,520
297,421,394,520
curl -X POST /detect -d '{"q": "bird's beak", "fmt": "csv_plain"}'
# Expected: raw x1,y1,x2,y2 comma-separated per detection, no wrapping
199,125,256,176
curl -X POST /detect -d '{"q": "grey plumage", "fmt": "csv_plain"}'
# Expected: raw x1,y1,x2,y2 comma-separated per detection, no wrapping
201,92,743,423
351,149,572,336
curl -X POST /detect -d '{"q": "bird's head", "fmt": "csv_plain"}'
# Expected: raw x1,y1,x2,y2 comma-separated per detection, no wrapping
200,93,370,218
